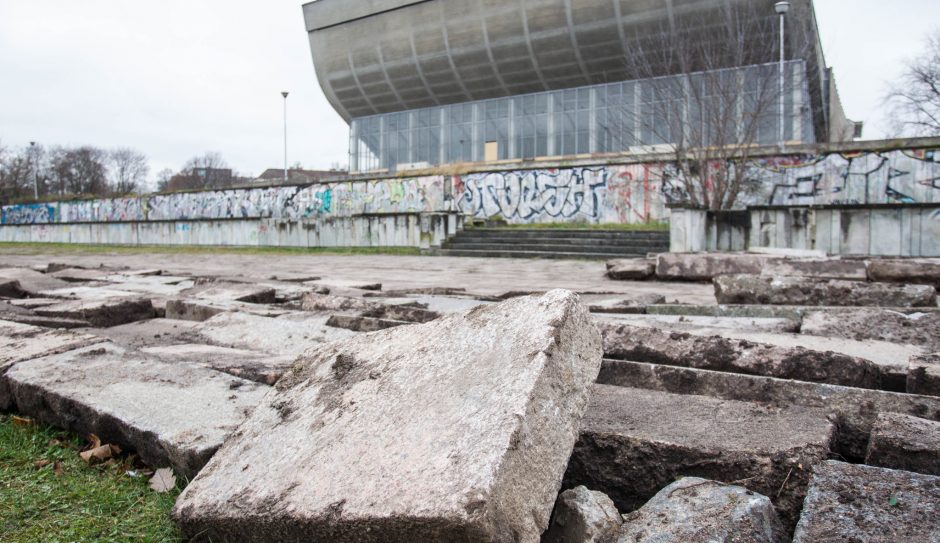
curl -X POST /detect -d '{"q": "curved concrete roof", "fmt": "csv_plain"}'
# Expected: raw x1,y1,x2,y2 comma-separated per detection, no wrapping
304,0,823,123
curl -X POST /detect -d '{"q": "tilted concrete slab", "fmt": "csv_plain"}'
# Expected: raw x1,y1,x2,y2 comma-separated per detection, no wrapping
793,461,940,542
34,297,155,328
865,412,940,476
802,309,940,352
300,292,376,312
564,385,833,528
760,258,869,281
173,291,602,542
0,267,71,293
38,285,143,300
141,344,295,385
180,282,276,304
3,345,269,478
0,279,27,298
715,274,938,307
656,253,776,281
165,299,293,322
194,311,356,357
325,314,411,332
596,313,800,334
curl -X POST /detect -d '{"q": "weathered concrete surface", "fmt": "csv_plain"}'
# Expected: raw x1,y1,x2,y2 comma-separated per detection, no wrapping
141,344,295,385
543,486,621,543
868,259,940,288
34,297,156,327
359,304,441,323
173,290,602,543
646,303,804,320
300,292,376,312
39,285,142,301
655,253,773,281
0,279,27,298
0,320,105,409
587,294,666,314
908,353,940,396
865,412,940,476
564,384,833,528
802,309,940,351
761,258,869,281
194,312,356,357
601,323,882,389
3,345,269,478
606,259,654,281
597,313,800,334
792,461,940,543
597,359,940,461
714,274,938,307
0,267,70,293
181,282,277,304
325,314,410,332
617,477,788,543
48,267,113,282
84,318,201,350
165,299,293,322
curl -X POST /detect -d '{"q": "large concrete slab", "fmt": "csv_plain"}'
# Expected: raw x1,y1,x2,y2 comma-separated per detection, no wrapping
802,309,940,351
0,279,27,298
194,312,356,357
564,384,834,528
908,353,940,396
793,461,940,542
597,313,800,333
173,290,602,542
83,318,201,349
715,274,938,307
865,412,940,476
868,259,940,288
655,253,773,281
141,343,295,385
761,258,869,281
0,267,71,293
605,258,654,281
164,299,293,321
3,344,269,478
34,297,156,328
180,282,276,304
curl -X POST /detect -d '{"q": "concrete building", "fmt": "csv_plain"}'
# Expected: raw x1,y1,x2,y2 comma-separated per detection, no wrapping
303,0,853,173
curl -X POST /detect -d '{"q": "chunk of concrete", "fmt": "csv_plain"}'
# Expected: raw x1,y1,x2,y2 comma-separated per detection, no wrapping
0,267,70,293
588,294,665,315
181,283,276,304
617,477,788,543
714,274,938,307
908,353,940,396
601,323,882,389
300,292,375,312
597,359,940,461
173,290,602,542
359,304,441,323
792,461,940,542
141,344,296,385
543,486,622,543
597,313,799,334
85,318,201,350
325,314,410,332
0,279,27,299
4,345,269,478
865,412,940,476
0,320,105,409
34,297,155,327
564,384,834,528
606,259,655,281
194,311,356,357
164,299,292,322
802,309,940,351
655,253,774,281
761,258,869,281
868,259,940,288
48,267,114,282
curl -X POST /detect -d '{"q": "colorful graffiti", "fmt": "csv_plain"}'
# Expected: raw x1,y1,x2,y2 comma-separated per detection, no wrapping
1,203,57,225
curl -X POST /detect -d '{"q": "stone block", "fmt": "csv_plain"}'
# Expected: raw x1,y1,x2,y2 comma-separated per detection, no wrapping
761,258,869,281
605,259,655,281
0,267,70,293
617,478,788,543
34,297,155,327
173,290,602,542
868,259,940,288
564,385,834,528
865,412,940,476
300,292,375,312
588,294,665,314
655,253,774,281
543,486,621,543
164,299,292,322
793,461,940,542
601,323,882,389
908,353,940,396
182,283,276,304
325,314,410,332
3,344,269,478
802,309,940,352
141,344,296,385
359,304,441,323
195,312,356,357
598,313,800,334
0,279,27,299
714,274,938,307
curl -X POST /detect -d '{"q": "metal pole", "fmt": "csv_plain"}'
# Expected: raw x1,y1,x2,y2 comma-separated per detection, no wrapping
778,10,786,151
282,91,289,182
29,141,38,199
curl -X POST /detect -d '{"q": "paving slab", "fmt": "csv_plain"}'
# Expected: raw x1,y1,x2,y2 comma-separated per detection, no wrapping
596,313,800,334
617,478,788,543
587,294,666,315
656,253,776,281
300,292,375,312
761,258,869,281
601,323,882,389
359,304,441,323
792,461,940,543
34,297,155,328
164,299,293,322
173,290,602,543
38,285,143,301
564,384,834,528
715,274,938,307
908,353,940,396
325,314,411,332
141,344,295,385
598,359,940,461
194,311,356,357
0,267,70,293
180,282,276,304
6,297,62,309
802,309,940,351
543,486,622,543
4,345,269,478
868,259,940,288
606,259,655,281
84,318,201,349
865,412,940,476
645,303,805,320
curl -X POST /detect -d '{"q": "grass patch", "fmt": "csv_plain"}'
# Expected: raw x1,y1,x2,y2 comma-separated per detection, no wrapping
0,242,422,257
470,221,669,231
0,414,182,542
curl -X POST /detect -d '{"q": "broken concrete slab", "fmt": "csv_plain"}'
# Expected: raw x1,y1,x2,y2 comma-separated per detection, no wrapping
605,259,655,281
38,285,143,301
588,294,665,314
0,267,71,293
543,486,622,543
714,274,938,307
0,320,105,409
359,304,441,323
164,299,293,322
194,311,356,357
601,323,882,389
300,292,375,312
325,314,411,332
655,253,775,281
802,309,940,351
0,312,90,329
173,290,602,543
564,384,833,528
6,297,63,309
761,258,869,281
48,267,113,282
0,279,27,299
34,297,155,328
645,303,804,321
792,461,940,543
141,344,295,385
618,477,788,543
84,318,201,350
908,353,940,396
748,247,827,258
180,282,276,304
596,313,800,334
597,359,940,461
4,345,269,478
868,259,940,288
865,412,940,476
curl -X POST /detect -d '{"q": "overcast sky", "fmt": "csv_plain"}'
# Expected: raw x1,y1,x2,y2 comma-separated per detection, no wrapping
0,0,936,187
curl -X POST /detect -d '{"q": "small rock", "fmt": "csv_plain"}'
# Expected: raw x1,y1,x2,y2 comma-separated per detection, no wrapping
606,259,655,281
543,486,622,543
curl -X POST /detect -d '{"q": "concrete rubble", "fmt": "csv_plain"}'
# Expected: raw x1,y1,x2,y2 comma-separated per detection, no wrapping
714,274,938,307
173,290,602,542
793,461,940,542
865,412,940,476
33,297,156,327
908,353,940,396
801,308,940,351
618,477,788,543
543,486,622,543
605,258,655,281
868,259,940,288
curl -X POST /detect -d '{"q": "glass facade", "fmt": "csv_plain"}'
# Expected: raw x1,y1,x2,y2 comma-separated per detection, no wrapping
349,61,812,173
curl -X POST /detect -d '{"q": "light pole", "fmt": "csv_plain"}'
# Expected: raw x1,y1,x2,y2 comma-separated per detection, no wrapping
281,91,289,182
29,141,38,200
775,1,790,151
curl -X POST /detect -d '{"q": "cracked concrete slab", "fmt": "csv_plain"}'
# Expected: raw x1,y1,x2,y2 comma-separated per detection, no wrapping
193,311,356,357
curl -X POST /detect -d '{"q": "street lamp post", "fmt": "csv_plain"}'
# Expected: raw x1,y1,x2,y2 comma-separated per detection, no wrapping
775,2,790,152
29,141,38,200
281,91,289,183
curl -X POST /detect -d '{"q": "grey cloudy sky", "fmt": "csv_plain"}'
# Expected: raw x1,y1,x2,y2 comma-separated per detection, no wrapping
0,0,936,186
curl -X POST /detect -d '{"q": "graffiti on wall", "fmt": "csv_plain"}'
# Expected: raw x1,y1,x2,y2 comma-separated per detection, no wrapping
60,198,146,223
1,203,57,225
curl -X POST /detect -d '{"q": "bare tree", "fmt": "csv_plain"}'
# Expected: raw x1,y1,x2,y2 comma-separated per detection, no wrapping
166,152,233,191
48,146,110,196
887,30,940,137
108,148,149,195
155,168,175,192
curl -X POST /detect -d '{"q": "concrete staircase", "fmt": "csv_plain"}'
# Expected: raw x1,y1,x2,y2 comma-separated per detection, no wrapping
428,227,670,259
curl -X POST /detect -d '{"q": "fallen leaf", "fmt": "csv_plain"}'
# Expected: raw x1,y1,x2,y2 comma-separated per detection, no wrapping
34,460,51,469
79,444,114,465
87,434,102,449
53,460,64,476
11,415,35,427
149,468,176,493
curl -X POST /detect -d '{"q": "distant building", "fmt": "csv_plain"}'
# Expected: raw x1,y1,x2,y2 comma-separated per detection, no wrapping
255,168,347,185
304,0,855,174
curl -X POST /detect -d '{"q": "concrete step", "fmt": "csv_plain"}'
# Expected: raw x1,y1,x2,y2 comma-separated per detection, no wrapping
428,249,642,260
441,243,666,255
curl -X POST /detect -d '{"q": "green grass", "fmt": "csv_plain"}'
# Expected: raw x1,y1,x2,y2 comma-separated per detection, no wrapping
0,242,422,257
0,414,182,542
470,221,669,231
